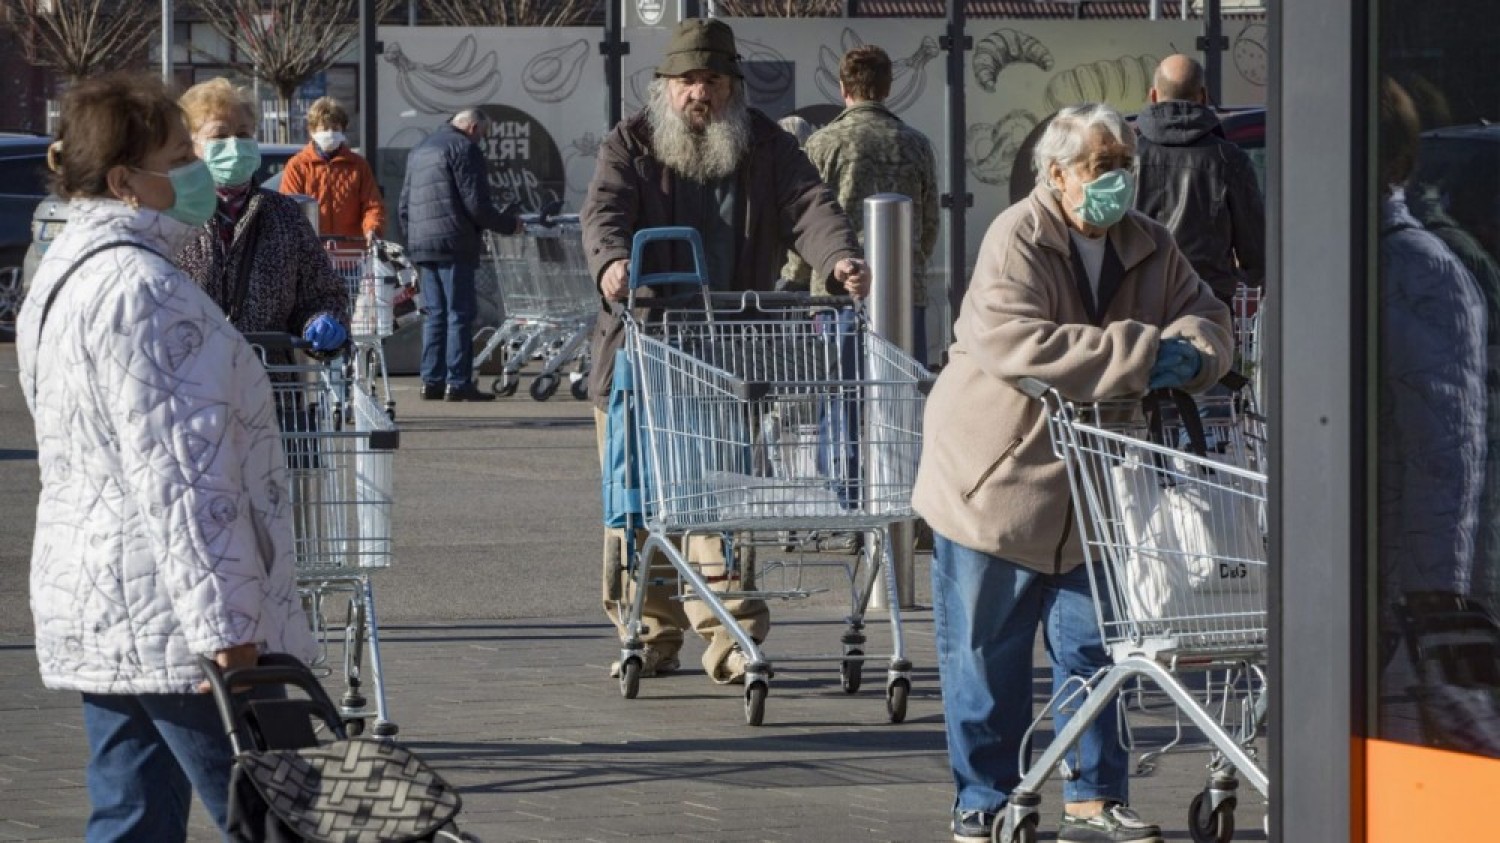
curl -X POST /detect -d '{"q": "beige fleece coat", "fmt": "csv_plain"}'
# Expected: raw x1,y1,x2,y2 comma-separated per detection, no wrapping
912,185,1233,573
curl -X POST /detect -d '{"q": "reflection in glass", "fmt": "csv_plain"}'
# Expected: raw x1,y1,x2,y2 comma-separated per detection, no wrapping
1375,8,1500,756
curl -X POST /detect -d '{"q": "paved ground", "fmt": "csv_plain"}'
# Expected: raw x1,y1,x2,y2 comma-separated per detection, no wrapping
0,344,1267,841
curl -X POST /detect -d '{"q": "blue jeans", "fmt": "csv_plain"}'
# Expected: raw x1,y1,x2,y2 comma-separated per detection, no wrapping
418,261,479,387
82,692,238,841
930,533,1127,813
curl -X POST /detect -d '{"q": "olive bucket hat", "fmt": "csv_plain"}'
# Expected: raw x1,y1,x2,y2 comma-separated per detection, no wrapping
656,18,743,79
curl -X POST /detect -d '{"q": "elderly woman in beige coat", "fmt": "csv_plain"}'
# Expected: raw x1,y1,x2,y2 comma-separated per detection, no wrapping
913,103,1232,843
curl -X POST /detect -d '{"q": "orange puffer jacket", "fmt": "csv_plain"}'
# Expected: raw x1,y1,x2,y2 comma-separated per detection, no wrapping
279,143,385,242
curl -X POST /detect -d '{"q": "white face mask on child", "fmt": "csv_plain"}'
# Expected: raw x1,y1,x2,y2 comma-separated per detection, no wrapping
312,131,346,153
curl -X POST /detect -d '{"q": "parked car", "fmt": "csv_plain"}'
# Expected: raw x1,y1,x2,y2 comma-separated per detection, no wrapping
0,134,51,337
21,142,304,304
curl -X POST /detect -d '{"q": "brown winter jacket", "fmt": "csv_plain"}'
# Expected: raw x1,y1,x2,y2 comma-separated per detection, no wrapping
279,143,385,242
580,108,862,408
911,185,1233,573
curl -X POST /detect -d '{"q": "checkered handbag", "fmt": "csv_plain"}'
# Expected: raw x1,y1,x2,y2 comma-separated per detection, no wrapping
228,737,465,843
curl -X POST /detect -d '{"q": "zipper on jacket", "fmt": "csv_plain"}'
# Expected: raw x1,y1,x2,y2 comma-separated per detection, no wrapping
962,436,1024,501
1053,498,1075,574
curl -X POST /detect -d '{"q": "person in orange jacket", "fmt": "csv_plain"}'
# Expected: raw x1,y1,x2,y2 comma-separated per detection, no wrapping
280,96,385,245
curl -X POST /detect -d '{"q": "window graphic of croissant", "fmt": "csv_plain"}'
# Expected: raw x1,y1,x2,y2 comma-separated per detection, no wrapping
973,29,1054,92
1044,55,1158,112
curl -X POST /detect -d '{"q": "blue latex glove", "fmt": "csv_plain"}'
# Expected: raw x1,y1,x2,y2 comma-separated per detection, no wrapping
1148,338,1202,391
304,314,348,352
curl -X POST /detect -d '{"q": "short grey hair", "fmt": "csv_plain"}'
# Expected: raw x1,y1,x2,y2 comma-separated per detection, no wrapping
1031,103,1135,181
778,114,813,147
451,109,488,131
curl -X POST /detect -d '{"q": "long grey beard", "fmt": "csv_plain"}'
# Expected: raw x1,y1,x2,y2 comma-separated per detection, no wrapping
646,78,751,183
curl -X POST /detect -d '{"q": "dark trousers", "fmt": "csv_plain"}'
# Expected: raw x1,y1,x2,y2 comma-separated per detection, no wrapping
418,261,479,387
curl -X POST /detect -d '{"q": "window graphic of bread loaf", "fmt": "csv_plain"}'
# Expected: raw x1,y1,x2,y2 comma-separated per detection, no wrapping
972,29,1054,92
1234,24,1269,87
1044,55,1158,113
966,110,1040,186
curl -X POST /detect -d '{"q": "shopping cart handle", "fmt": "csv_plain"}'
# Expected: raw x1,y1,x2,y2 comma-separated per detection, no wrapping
241,332,313,351
628,227,710,290
1016,377,1053,400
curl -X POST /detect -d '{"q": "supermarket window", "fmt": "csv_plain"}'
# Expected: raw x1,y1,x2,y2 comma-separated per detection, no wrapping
1372,0,1500,758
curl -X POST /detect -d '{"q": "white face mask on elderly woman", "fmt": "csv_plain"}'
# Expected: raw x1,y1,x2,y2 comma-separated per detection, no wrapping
312,131,345,153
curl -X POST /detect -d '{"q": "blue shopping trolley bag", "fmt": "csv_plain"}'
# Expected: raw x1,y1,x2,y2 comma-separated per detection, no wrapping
602,348,648,529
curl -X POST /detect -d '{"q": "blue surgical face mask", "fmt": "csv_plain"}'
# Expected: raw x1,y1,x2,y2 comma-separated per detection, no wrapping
1072,168,1136,228
136,160,218,226
201,137,262,187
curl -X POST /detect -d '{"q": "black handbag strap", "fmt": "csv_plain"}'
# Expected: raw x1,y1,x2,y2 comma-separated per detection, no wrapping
225,200,265,323
32,240,163,397
1143,388,1211,458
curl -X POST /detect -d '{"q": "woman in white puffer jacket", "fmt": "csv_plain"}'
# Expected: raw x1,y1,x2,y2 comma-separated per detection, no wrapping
17,74,316,842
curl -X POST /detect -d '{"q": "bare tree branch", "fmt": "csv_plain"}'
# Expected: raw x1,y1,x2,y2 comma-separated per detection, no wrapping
0,0,159,81
714,0,843,16
195,0,397,140
426,0,600,27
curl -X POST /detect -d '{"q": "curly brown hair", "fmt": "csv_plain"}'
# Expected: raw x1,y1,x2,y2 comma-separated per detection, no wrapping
48,73,183,200
839,45,892,103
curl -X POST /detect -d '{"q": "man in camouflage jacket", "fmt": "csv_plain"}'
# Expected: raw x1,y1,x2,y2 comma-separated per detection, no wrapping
796,44,940,360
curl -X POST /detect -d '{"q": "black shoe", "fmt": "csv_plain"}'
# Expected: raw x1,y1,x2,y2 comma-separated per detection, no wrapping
952,808,998,843
420,383,444,400
1058,803,1163,842
445,383,497,402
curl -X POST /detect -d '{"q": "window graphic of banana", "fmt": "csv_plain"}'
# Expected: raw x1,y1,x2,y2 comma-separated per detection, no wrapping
972,29,1053,92
385,35,503,115
814,28,941,115
523,40,590,104
738,37,794,104
1044,55,1158,113
966,110,1039,186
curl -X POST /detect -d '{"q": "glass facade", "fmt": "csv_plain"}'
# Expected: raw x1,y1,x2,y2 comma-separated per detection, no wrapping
1372,0,1500,759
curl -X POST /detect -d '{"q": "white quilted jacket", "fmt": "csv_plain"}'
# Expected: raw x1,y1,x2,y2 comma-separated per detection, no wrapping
17,200,317,694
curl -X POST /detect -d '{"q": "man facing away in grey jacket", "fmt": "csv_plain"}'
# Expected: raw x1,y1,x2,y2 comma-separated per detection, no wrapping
399,109,520,402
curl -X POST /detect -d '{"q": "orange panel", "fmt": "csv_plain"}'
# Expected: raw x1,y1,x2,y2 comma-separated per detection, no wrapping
1365,738,1500,841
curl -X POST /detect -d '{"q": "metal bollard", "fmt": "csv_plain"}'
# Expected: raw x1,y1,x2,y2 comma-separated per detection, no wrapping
287,193,320,237
864,194,917,610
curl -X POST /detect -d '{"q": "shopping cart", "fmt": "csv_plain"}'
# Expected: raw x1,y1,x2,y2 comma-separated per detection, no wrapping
326,238,410,420
477,215,597,401
247,334,401,739
991,381,1268,843
607,227,933,726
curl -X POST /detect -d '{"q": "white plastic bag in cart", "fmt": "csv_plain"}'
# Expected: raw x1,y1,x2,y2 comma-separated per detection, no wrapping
350,253,399,337
1110,457,1265,624
1108,392,1265,626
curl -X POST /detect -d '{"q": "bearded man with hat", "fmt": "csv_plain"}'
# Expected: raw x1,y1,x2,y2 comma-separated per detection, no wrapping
582,17,869,686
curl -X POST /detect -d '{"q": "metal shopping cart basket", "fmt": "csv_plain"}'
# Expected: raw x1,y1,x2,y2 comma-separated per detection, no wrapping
991,380,1268,843
325,239,410,420
606,227,933,726
247,334,401,739
477,215,597,400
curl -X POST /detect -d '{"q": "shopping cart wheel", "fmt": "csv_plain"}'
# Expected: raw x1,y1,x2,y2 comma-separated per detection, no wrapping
839,649,863,694
619,658,642,699
993,815,1038,843
570,377,590,401
343,717,366,737
529,374,560,401
492,374,519,396
745,681,768,726
886,677,910,723
1188,792,1236,843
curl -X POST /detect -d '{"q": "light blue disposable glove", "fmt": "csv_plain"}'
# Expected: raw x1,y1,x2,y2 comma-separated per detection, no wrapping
303,314,348,352
1148,338,1202,391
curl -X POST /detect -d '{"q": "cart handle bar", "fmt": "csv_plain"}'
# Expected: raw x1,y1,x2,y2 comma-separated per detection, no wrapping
197,653,348,755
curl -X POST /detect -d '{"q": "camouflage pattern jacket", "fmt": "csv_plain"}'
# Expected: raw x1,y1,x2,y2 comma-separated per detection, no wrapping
791,102,940,305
